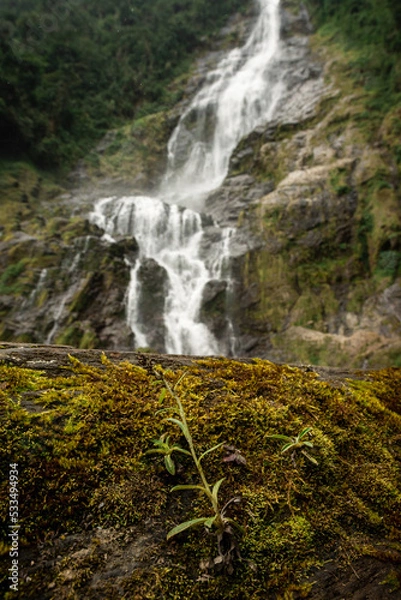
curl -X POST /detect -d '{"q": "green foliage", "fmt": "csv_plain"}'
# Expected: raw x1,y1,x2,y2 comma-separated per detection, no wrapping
0,0,247,169
146,432,191,475
329,167,351,196
376,250,401,279
0,260,27,294
149,372,243,572
357,207,374,271
269,426,319,466
306,0,401,113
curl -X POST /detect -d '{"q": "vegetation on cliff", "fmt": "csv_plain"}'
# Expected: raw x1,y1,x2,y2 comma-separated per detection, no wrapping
1,351,401,598
223,0,401,367
306,0,401,112
3,0,399,171
0,0,248,169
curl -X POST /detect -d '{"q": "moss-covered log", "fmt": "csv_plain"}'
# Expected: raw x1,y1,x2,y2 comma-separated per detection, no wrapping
1,345,400,598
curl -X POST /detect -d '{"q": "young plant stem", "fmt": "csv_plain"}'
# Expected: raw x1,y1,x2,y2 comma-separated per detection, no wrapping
164,378,222,524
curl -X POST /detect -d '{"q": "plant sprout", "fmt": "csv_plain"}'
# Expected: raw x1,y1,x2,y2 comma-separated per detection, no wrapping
147,371,243,572
269,426,318,466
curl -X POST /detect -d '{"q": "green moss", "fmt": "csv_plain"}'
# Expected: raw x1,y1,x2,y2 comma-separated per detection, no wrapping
376,250,401,279
1,356,400,597
0,260,27,294
346,279,375,313
272,332,347,367
0,161,66,238
79,330,99,350
241,251,297,331
54,325,99,350
68,276,96,315
83,109,172,185
55,326,84,348
354,172,401,274
291,285,339,329
329,167,351,196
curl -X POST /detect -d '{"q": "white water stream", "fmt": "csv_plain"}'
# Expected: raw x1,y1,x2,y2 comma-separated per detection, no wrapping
90,0,283,355
161,0,283,208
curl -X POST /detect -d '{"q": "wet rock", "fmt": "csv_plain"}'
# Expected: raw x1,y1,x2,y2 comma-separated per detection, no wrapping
380,283,401,323
199,279,231,346
97,319,134,350
0,222,132,350
136,258,168,352
0,295,14,310
280,1,313,37
201,279,227,305
205,175,273,226
108,237,139,263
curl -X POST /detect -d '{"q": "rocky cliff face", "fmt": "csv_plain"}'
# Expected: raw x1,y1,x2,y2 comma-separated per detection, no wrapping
206,1,401,367
0,0,400,367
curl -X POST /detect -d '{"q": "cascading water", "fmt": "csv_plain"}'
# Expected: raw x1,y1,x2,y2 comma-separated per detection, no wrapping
91,196,233,354
161,0,283,209
90,0,283,355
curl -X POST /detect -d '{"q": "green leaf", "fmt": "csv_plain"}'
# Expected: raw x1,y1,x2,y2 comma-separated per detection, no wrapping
199,442,225,462
164,454,176,475
173,371,187,390
170,484,206,493
158,388,167,404
281,442,295,454
298,427,312,439
204,516,216,529
167,517,209,539
155,407,175,416
172,446,192,456
151,441,166,450
302,441,314,448
268,434,292,442
211,477,225,503
166,417,188,436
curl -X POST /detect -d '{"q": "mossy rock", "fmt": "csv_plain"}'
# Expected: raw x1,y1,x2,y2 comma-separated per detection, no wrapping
1,347,401,598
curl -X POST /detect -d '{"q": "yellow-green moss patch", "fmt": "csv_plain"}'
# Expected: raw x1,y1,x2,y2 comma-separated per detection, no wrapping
1,355,401,598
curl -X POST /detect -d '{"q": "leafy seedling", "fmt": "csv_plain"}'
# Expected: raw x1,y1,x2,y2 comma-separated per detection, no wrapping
148,371,243,573
269,426,318,466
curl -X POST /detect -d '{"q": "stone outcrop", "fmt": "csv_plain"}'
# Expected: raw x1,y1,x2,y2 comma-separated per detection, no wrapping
136,258,168,352
199,279,231,347
0,219,133,350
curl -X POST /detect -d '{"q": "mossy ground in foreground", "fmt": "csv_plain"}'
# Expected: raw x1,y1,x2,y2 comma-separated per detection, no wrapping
0,354,401,599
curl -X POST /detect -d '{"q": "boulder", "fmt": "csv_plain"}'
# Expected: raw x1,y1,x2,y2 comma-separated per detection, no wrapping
136,258,169,352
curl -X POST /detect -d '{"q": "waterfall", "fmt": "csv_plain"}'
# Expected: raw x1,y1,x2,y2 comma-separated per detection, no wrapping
90,0,282,355
161,0,283,209
90,195,234,354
